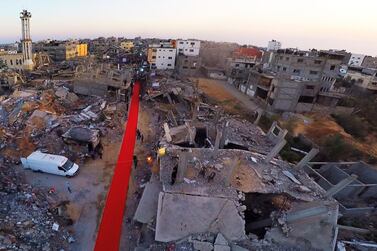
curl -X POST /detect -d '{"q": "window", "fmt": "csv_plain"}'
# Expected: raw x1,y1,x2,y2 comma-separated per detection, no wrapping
10,59,13,65
189,49,194,52
169,49,173,52
235,63,240,67
330,65,336,70
179,42,184,44
152,56,156,59
297,59,304,63
191,67,196,69
277,66,281,71
293,69,301,74
168,57,172,59
167,64,172,66
190,42,195,45
314,60,322,64
179,49,183,52
286,57,289,61
298,96,315,103
15,59,18,65
283,67,287,72
309,70,318,75
183,66,188,69
279,56,283,60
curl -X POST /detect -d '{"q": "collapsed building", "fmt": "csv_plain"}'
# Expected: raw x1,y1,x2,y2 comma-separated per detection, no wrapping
133,73,342,251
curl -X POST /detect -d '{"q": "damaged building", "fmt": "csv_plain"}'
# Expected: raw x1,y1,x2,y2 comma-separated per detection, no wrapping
133,74,341,251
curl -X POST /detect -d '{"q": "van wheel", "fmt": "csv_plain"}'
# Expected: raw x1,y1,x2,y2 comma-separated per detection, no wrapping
33,169,42,173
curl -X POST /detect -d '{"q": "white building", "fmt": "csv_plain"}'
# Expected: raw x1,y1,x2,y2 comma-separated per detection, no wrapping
176,40,200,56
348,53,366,67
148,43,176,70
267,40,282,51
155,47,176,70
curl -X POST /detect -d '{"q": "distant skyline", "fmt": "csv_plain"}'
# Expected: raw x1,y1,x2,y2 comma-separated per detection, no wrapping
1,0,377,56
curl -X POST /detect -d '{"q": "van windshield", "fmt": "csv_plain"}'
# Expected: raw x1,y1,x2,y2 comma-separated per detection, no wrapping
61,159,74,171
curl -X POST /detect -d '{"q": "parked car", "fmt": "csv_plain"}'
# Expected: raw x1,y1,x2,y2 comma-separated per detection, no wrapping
21,151,79,177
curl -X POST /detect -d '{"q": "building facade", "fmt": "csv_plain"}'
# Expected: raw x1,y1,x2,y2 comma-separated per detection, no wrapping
348,53,365,67
176,40,200,56
269,49,347,91
345,67,377,91
176,55,201,76
0,51,25,70
147,43,176,70
120,41,134,52
267,40,282,51
34,41,87,61
361,56,377,69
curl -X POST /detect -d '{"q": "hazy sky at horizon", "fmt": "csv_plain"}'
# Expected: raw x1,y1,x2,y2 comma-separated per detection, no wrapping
1,0,377,55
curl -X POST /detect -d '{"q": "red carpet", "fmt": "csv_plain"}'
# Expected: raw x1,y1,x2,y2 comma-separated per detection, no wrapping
94,81,140,251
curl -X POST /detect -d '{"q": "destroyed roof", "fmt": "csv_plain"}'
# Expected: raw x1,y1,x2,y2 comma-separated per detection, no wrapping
62,127,100,144
159,147,328,202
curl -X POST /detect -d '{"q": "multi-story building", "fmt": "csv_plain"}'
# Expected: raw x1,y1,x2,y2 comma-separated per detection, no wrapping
0,51,25,70
176,40,200,56
34,41,87,62
267,40,282,51
147,43,176,70
269,49,347,91
76,43,88,57
345,67,377,91
176,55,201,76
348,53,365,67
227,46,263,84
120,41,134,52
361,56,377,69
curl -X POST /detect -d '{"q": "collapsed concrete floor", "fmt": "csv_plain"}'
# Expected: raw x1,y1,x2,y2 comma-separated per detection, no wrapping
131,72,341,251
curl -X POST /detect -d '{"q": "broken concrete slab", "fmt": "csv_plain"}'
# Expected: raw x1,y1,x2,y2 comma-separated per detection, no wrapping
155,192,246,242
134,176,162,224
213,244,230,251
192,240,213,251
215,233,228,246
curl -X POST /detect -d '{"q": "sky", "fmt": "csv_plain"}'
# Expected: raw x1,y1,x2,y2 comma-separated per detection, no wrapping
1,0,377,56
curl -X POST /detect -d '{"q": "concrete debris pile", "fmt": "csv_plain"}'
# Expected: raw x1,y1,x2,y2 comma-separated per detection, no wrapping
0,165,72,250
0,82,127,163
132,75,340,251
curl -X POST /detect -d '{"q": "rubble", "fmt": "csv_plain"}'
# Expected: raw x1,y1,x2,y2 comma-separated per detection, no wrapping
0,165,71,250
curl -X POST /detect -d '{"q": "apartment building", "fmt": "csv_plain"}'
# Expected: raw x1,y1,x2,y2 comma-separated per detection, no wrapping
348,54,366,67
147,43,176,70
345,67,377,91
226,46,263,82
176,40,200,56
362,56,377,69
176,55,201,76
270,49,348,91
267,40,282,51
34,41,87,62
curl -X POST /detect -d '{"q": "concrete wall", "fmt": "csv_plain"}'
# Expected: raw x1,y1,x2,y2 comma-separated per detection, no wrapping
73,80,108,96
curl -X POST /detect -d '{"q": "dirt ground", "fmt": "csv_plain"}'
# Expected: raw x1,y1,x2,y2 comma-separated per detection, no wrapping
119,102,162,250
193,78,258,116
288,113,377,159
15,138,121,251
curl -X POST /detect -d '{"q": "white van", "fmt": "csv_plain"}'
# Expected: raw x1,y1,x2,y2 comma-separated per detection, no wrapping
21,151,79,177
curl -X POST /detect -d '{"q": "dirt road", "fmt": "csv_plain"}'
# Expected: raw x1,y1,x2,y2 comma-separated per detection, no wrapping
16,140,121,251
194,78,259,115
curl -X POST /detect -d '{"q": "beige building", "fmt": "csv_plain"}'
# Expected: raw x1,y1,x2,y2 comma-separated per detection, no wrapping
120,41,134,52
0,51,25,70
345,68,377,91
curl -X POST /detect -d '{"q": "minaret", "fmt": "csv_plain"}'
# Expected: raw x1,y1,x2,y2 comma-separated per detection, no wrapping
20,10,34,71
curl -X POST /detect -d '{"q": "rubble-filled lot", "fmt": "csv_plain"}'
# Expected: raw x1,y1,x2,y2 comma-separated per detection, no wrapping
0,164,71,250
